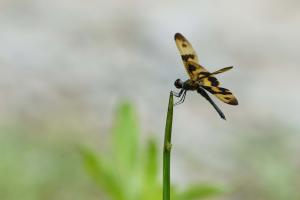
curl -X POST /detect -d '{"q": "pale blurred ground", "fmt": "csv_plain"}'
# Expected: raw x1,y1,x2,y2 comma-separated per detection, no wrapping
1,0,300,199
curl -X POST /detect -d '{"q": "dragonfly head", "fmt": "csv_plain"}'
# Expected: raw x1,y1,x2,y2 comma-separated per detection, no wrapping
174,79,183,89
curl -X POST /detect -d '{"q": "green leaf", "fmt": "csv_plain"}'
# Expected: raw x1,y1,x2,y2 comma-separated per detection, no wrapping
79,146,123,200
139,137,161,200
144,137,158,183
175,183,226,200
112,102,139,177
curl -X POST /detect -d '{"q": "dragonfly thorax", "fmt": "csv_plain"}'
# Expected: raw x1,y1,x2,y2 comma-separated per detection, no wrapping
182,79,200,91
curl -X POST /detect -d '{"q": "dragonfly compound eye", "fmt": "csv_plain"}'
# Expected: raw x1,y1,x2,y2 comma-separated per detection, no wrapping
174,79,183,89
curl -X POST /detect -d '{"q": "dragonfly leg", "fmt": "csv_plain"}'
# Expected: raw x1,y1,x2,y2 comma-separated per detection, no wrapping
174,90,187,106
171,89,184,97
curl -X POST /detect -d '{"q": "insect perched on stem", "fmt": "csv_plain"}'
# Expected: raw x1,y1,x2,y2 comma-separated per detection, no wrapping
172,33,238,120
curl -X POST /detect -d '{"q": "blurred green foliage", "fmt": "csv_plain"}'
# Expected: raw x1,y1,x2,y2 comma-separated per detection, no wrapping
80,102,225,200
1,103,299,200
0,124,101,200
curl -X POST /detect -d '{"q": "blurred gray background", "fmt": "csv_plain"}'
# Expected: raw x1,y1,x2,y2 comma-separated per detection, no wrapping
1,0,300,199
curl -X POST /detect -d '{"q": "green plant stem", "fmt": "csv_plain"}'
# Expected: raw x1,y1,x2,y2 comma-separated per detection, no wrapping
163,92,174,200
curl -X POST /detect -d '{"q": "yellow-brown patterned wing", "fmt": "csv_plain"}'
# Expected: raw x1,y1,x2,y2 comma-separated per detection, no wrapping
211,66,233,75
183,61,211,82
198,66,233,86
202,85,238,105
175,33,206,81
184,60,221,86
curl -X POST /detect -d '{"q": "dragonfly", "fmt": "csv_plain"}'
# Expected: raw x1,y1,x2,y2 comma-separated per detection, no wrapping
172,33,238,120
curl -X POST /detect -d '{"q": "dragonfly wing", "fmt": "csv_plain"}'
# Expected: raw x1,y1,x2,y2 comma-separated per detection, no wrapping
175,33,205,80
174,33,199,63
183,61,211,81
202,85,238,105
211,66,233,75
198,66,233,86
